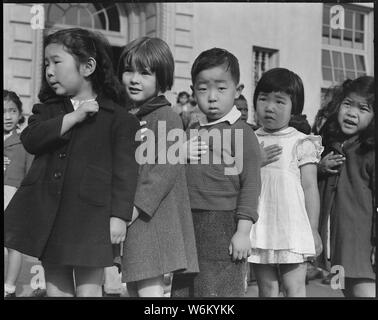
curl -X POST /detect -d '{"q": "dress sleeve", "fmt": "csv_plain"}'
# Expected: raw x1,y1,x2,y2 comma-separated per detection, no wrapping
296,135,324,167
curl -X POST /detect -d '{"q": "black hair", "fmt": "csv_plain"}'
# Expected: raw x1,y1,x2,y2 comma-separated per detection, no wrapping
191,48,240,85
235,94,247,102
117,37,174,93
38,28,126,105
320,76,375,153
3,90,25,124
177,91,190,103
289,114,311,134
253,68,304,115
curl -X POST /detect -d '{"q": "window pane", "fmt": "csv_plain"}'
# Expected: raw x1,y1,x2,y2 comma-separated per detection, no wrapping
95,11,107,30
346,71,355,79
332,29,341,39
344,53,354,70
357,72,366,78
48,5,64,24
323,5,330,25
355,32,364,44
355,13,364,31
65,7,78,25
322,50,331,67
322,67,333,81
107,6,120,31
322,26,329,38
343,29,353,48
334,69,345,83
79,8,92,28
332,51,343,69
356,55,366,71
345,10,353,29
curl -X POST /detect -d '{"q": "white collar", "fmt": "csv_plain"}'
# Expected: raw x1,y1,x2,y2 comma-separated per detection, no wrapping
200,106,241,127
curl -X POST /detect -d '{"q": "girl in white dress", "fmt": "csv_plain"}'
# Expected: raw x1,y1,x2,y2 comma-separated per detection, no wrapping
249,68,323,297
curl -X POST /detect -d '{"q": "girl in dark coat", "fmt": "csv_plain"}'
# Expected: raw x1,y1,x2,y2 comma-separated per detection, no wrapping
117,37,199,297
318,76,375,297
4,90,34,297
4,28,140,297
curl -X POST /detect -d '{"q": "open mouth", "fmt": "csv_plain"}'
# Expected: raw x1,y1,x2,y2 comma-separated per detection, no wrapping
129,87,142,94
343,119,357,127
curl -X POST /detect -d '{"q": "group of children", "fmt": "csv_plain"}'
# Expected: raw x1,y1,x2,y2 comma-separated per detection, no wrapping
4,27,375,298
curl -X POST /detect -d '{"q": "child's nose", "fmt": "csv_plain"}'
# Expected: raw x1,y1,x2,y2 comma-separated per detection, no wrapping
130,72,140,83
208,89,217,102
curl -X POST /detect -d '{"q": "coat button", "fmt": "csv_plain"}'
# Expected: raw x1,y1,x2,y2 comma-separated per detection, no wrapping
58,153,66,159
53,172,62,179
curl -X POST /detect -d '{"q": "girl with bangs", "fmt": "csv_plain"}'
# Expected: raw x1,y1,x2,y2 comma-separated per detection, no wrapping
117,37,198,297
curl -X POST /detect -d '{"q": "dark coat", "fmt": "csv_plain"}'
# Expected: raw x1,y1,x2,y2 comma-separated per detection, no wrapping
4,131,34,188
122,96,199,282
4,95,140,267
318,137,375,279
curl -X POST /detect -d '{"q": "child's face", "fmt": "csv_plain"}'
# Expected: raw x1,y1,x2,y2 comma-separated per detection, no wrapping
44,43,88,99
179,95,189,105
4,100,21,134
337,92,374,136
235,99,248,121
256,91,292,132
122,63,158,106
192,64,239,121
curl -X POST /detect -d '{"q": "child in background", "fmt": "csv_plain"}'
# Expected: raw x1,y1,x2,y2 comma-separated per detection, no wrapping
4,28,140,297
117,37,198,297
249,68,323,297
234,93,249,122
172,91,190,116
171,48,261,297
318,76,375,297
3,90,34,298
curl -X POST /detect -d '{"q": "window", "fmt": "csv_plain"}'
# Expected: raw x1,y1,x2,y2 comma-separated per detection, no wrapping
46,3,120,32
321,4,369,85
252,46,279,86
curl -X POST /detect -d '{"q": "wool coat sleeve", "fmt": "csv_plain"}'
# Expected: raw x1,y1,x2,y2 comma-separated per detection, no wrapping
134,110,183,218
20,103,71,155
111,110,140,222
235,125,262,223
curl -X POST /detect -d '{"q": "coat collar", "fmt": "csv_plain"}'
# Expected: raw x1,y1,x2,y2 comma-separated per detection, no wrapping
135,95,170,119
47,94,117,113
4,130,21,148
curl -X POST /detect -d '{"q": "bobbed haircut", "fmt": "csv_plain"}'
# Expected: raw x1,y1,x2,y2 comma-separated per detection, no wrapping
191,48,240,85
253,68,304,115
177,91,190,103
117,37,174,93
3,90,25,124
38,27,126,104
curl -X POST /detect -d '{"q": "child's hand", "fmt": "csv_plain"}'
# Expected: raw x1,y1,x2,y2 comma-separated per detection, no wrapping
140,121,147,140
371,246,376,268
4,156,11,171
229,230,252,262
110,217,127,244
318,151,345,174
180,136,208,162
260,142,282,167
312,229,323,257
74,100,99,123
127,206,140,227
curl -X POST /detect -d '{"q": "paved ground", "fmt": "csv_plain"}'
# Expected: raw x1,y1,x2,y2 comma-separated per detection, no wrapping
5,253,344,298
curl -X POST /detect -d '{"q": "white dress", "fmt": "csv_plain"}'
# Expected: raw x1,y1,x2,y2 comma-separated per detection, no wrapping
249,127,323,264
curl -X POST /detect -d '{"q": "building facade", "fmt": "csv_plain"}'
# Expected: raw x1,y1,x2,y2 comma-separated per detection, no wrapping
3,2,374,125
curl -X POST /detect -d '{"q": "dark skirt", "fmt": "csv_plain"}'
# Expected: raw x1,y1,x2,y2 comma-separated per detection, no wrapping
171,210,247,297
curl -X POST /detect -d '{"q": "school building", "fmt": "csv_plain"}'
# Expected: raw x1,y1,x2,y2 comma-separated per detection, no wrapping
3,2,374,125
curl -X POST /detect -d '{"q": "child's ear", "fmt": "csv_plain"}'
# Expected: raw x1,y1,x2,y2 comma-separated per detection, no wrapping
190,85,197,102
82,57,97,77
235,83,244,99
